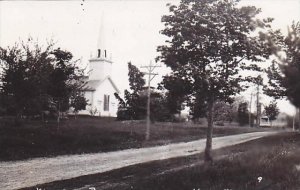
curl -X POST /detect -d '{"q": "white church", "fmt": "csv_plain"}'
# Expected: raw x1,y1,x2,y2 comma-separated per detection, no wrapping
79,18,120,117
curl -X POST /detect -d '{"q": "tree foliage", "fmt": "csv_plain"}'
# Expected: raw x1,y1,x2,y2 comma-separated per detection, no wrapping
115,62,145,120
264,22,300,108
157,0,273,162
0,40,53,118
0,39,87,125
264,100,279,123
214,101,235,123
237,102,249,126
115,62,173,121
71,95,87,117
159,75,190,116
122,62,146,120
128,62,145,93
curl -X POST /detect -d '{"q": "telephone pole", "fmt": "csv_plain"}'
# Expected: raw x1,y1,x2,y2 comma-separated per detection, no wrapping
256,83,261,127
141,60,161,140
249,92,254,127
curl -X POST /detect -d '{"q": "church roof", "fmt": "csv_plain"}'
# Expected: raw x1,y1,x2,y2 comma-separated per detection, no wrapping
85,80,101,91
84,76,120,93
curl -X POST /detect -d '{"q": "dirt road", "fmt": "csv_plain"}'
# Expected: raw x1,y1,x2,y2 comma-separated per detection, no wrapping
0,131,278,190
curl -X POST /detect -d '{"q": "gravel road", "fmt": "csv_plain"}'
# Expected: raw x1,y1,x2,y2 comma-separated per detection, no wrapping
0,131,278,190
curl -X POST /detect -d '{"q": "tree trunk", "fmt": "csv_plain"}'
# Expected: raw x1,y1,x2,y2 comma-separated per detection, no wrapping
293,113,295,131
298,108,300,130
204,98,214,163
57,111,60,132
57,102,61,132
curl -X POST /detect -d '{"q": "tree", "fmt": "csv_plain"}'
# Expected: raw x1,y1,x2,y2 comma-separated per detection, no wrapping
157,0,273,162
115,62,146,120
70,95,87,119
264,101,279,126
115,62,173,122
214,101,235,124
138,89,173,122
264,23,300,103
159,75,191,119
128,62,145,93
237,102,249,126
264,22,300,128
125,62,146,120
47,48,86,129
0,39,87,126
0,39,54,123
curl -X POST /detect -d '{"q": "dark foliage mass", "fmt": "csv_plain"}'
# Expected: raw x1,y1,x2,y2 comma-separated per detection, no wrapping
0,38,87,126
264,101,280,123
237,102,249,126
264,22,300,109
263,22,300,128
115,62,173,122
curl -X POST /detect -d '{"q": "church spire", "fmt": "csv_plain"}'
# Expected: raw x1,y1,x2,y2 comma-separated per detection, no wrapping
97,12,107,59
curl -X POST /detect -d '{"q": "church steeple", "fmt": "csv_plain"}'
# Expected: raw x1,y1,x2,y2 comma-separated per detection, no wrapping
88,12,113,81
96,12,108,59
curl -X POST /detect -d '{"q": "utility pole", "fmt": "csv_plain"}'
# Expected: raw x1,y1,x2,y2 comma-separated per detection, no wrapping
293,112,295,131
249,92,254,127
141,60,161,140
256,83,261,127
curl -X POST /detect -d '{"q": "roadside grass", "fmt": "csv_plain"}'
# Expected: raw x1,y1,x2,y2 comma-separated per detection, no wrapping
22,132,300,190
0,116,272,161
139,132,300,190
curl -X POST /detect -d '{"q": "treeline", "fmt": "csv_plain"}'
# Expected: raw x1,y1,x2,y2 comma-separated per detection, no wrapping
115,62,257,126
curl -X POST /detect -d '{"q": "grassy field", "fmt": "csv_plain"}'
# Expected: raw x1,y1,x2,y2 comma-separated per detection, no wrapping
23,132,300,190
0,116,272,161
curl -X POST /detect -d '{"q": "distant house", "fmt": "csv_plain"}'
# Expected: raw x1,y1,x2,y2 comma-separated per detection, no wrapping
78,17,120,117
260,116,270,127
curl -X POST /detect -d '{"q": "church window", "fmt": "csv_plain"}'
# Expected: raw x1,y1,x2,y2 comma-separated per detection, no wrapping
104,94,110,111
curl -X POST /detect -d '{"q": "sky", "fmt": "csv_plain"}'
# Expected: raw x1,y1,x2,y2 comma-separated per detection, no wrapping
0,0,299,115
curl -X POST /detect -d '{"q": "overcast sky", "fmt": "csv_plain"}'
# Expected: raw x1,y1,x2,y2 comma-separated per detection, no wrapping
0,0,299,115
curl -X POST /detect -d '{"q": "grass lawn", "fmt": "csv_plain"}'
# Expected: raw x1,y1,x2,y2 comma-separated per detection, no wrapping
23,132,300,190
1,116,273,161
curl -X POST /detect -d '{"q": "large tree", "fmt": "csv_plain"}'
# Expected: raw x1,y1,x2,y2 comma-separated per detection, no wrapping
47,48,86,129
0,39,54,122
265,22,300,105
115,62,146,120
264,22,300,129
157,0,273,162
0,39,87,126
